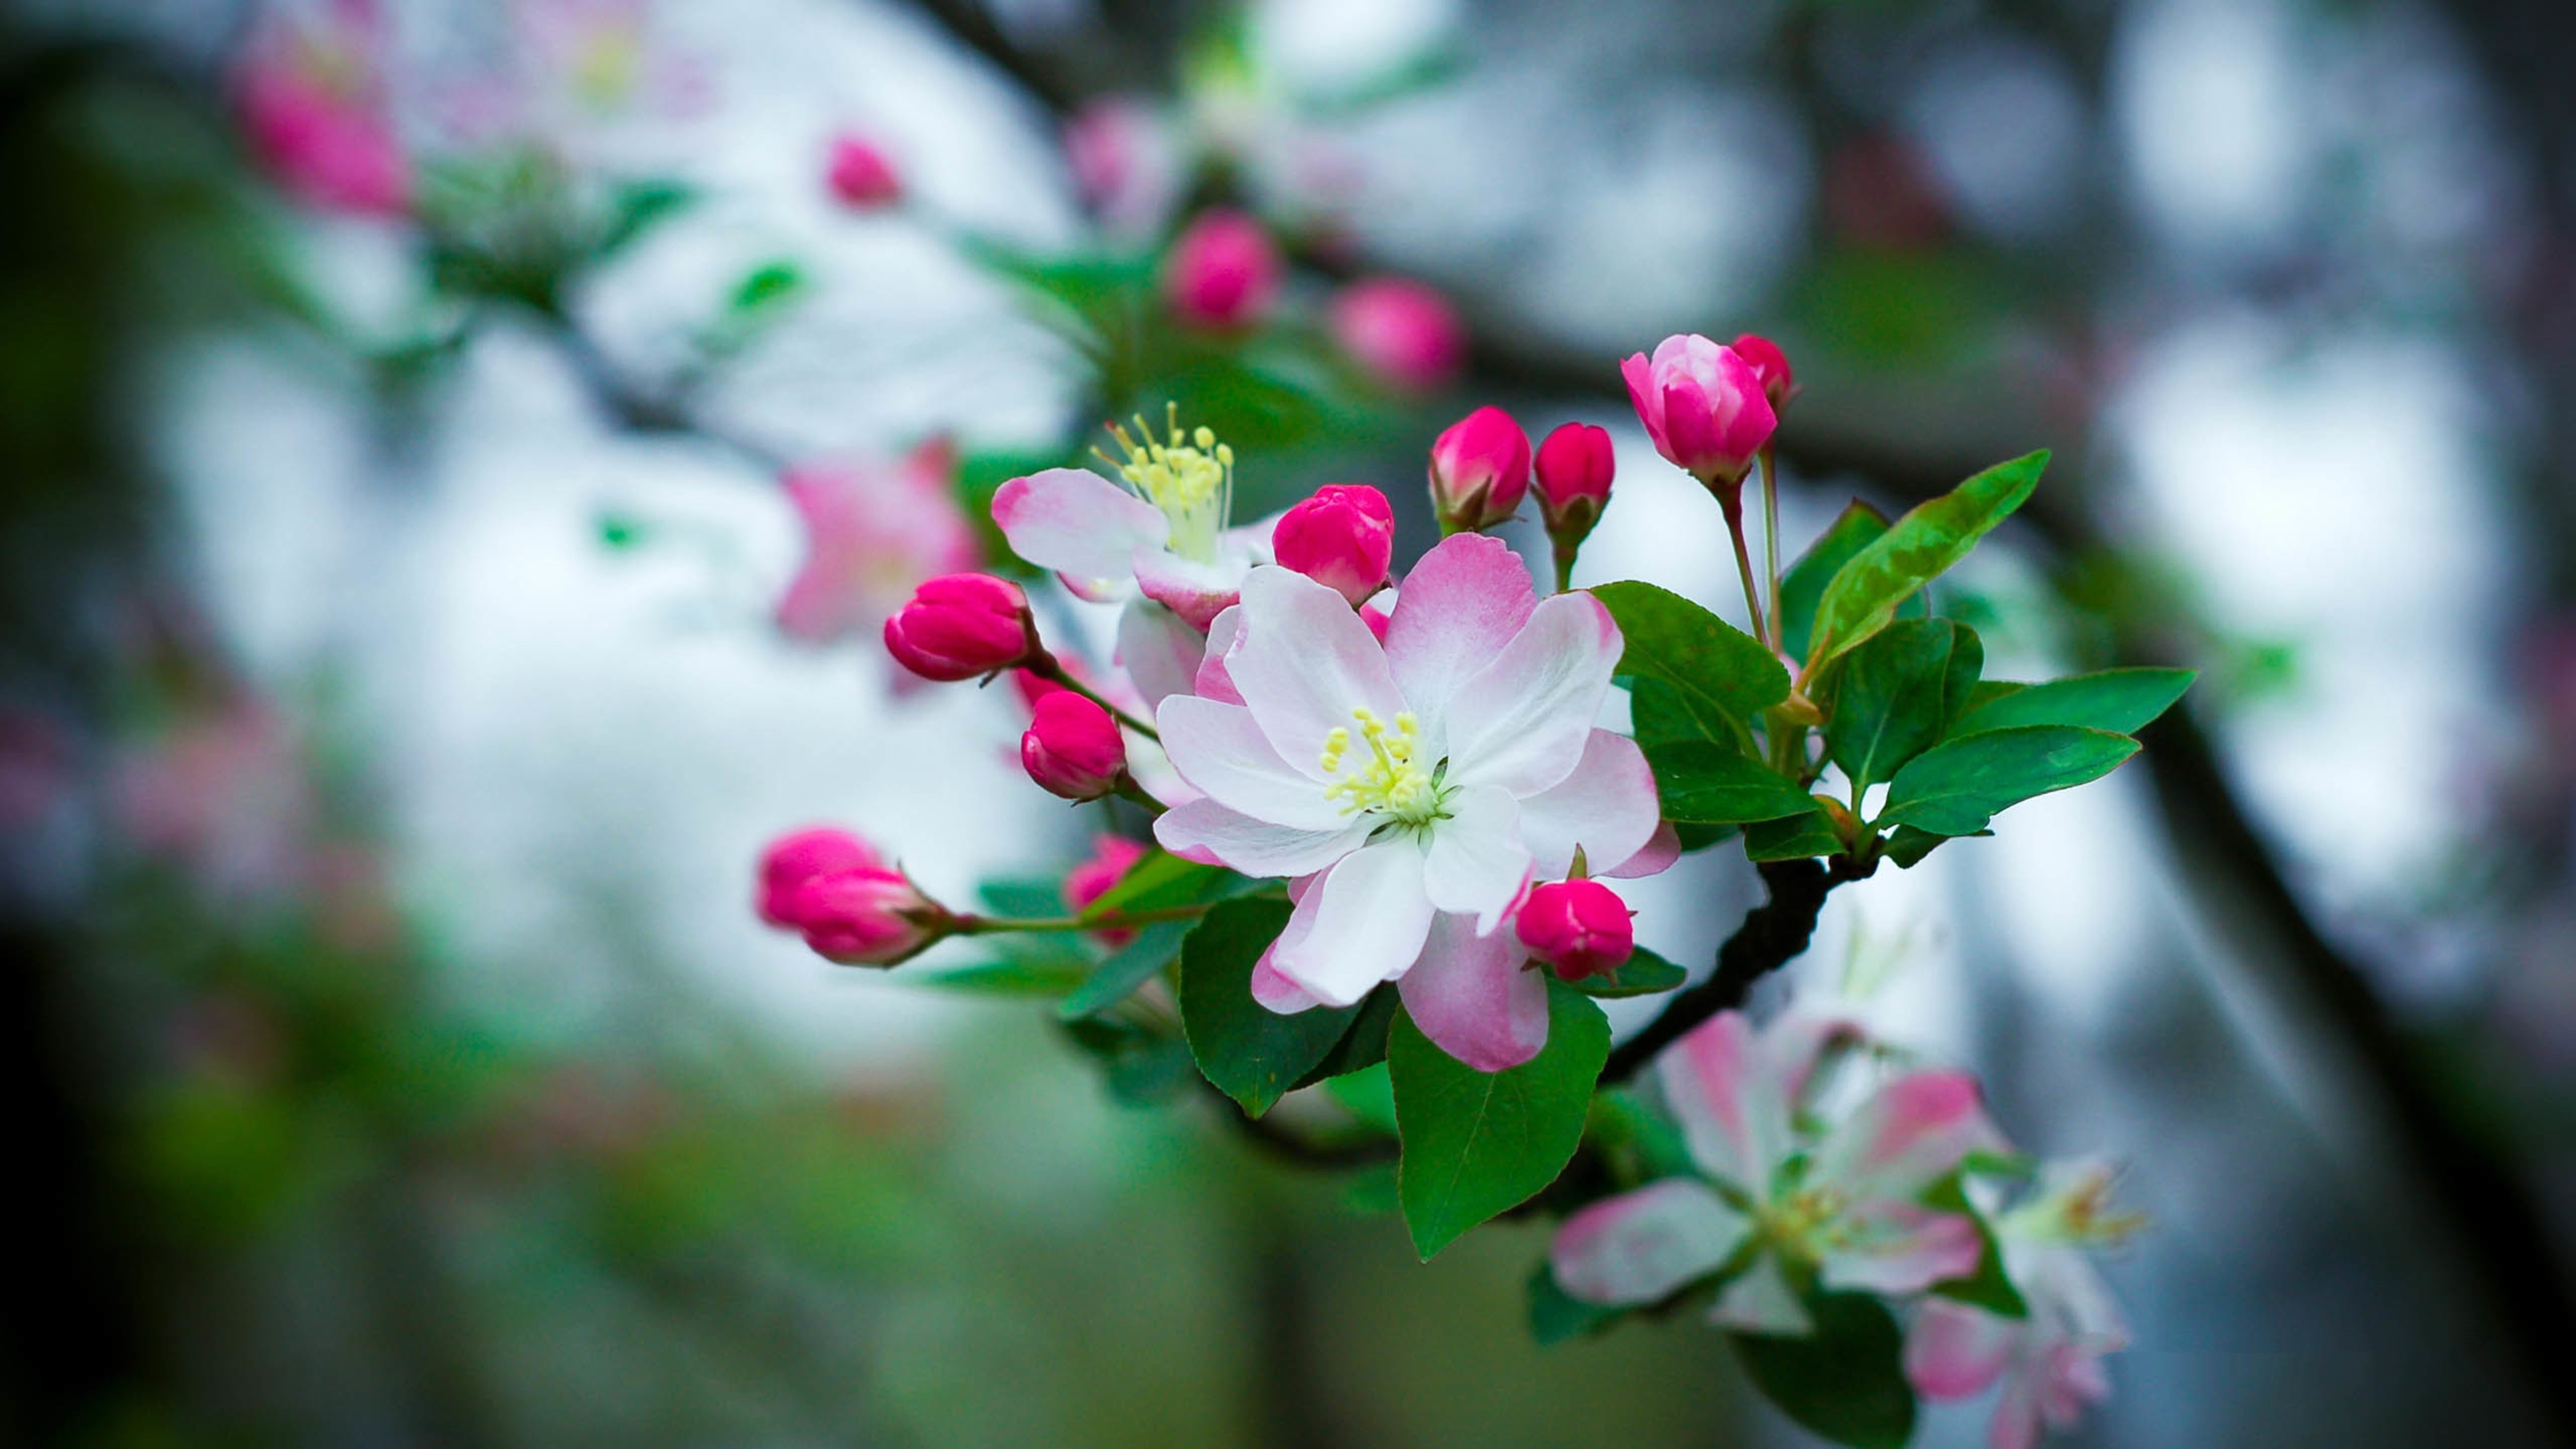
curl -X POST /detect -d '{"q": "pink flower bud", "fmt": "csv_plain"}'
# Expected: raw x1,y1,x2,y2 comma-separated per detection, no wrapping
1620,334,1777,492
1534,422,1616,540
756,827,883,927
1162,208,1280,330
1329,277,1465,394
234,37,412,216
1516,879,1634,982
1427,406,1532,532
788,866,946,966
882,574,1036,681
1730,333,1796,410
1021,692,1128,800
827,132,902,209
1064,833,1149,946
1273,485,1395,606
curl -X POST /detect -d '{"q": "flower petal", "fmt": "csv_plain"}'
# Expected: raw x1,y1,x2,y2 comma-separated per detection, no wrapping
1441,591,1623,798
1905,1299,2019,1400
1157,696,1350,830
1818,1202,1985,1295
1813,1069,2008,1201
1133,543,1251,630
1153,797,1369,876
991,467,1167,589
1550,1179,1747,1306
1382,532,1536,733
1250,947,1322,1012
1227,565,1406,779
1601,820,1682,879
1396,909,1549,1071
1420,785,1532,933
1117,598,1208,711
1196,604,1244,703
1268,839,1435,1007
1519,729,1661,878
1658,1011,1790,1194
1709,1252,1813,1335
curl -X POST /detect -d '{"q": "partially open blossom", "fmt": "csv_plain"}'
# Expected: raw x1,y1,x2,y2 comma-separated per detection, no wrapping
1273,485,1394,606
827,131,902,208
1330,277,1466,394
1551,1010,2003,1330
233,18,411,217
1731,333,1797,410
883,574,1036,682
1621,334,1777,492
756,827,882,927
1152,533,1664,1070
1533,422,1616,545
1427,406,1532,533
787,866,948,966
776,441,980,645
1517,878,1633,981
1022,692,1129,800
1163,208,1280,329
1907,1160,2136,1449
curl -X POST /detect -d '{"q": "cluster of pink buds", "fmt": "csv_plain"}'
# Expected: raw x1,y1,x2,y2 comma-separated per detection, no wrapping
754,827,952,966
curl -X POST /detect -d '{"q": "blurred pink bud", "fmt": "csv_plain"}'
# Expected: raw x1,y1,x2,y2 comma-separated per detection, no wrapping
1162,208,1280,330
1428,406,1532,532
1329,277,1465,393
828,132,903,209
1534,422,1616,542
1730,334,1796,410
1621,334,1776,492
1021,692,1128,800
1065,98,1180,236
1273,485,1394,606
1516,879,1634,982
788,867,947,966
882,574,1036,681
1065,833,1149,946
776,441,980,646
756,827,883,927
235,41,411,216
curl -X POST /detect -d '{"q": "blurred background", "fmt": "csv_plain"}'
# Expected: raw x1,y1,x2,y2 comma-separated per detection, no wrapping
6,0,2576,1444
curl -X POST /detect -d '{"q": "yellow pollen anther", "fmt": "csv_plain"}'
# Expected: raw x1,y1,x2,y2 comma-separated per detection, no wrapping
1089,402,1236,561
1321,707,1441,825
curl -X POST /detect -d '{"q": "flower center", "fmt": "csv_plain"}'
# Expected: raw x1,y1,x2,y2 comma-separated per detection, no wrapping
1098,403,1234,563
1760,1185,1846,1254
1320,707,1445,827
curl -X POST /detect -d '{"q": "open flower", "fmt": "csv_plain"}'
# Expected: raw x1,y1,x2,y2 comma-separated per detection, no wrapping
1151,532,1661,1070
1550,1009,2003,1331
776,441,980,646
1906,1161,2135,1449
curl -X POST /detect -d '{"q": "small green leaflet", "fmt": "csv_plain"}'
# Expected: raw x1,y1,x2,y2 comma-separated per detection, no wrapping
1805,451,2046,679
1744,804,1843,862
1593,582,1788,745
1056,918,1192,1020
1178,899,1366,1116
1779,501,1894,665
1950,667,2195,738
1732,1293,1918,1449
1567,946,1687,999
1649,742,1818,825
1823,619,1983,791
1876,725,2139,836
1077,848,1236,921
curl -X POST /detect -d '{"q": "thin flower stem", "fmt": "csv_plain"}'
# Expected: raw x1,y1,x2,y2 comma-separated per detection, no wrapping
1551,538,1579,596
1026,654,1160,741
953,902,1214,936
1759,446,1785,651
1718,490,1769,649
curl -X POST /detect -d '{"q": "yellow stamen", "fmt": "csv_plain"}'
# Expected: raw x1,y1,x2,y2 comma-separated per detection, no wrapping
1088,403,1235,561
1321,707,1440,825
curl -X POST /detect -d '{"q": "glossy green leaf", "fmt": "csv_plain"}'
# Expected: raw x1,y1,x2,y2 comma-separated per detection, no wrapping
1179,899,1364,1116
1529,1261,1629,1345
1780,501,1891,665
1627,676,1735,756
1294,986,1403,1087
1733,1293,1918,1449
1056,918,1191,1020
1391,977,1611,1259
1877,726,2138,836
1650,742,1818,825
1882,824,1974,869
1595,582,1788,745
1952,667,2195,738
1824,619,1982,790
1806,451,2047,676
1324,1062,1399,1134
903,956,1093,998
1568,946,1687,999
1744,804,1843,862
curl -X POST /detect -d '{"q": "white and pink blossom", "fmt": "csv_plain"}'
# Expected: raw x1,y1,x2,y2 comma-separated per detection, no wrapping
775,441,980,647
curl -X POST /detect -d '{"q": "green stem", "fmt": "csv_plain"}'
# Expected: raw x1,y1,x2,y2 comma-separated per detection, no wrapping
1026,653,1160,741
954,902,1214,936
1718,488,1769,649
1551,538,1578,595
1759,446,1784,652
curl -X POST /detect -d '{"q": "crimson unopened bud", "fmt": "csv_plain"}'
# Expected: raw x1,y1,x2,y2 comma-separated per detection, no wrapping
1428,406,1532,533
788,866,950,966
1730,333,1796,411
1534,422,1616,543
1163,208,1280,330
1516,879,1634,982
1273,485,1395,606
883,574,1036,681
1021,692,1128,800
827,132,902,208
755,827,883,927
1621,334,1776,493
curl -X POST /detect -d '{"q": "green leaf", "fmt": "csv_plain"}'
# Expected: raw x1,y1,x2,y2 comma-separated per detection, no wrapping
1056,918,1191,1020
1295,986,1402,1086
977,876,1069,917
1882,824,1975,868
1530,1261,1629,1345
1823,619,1982,790
1733,1293,1918,1449
1744,804,1843,862
1878,726,2139,836
596,179,693,258
1391,977,1612,1259
1078,848,1229,920
1780,501,1890,665
1059,1018,1196,1105
1595,582,1789,745
1324,1062,1398,1134
1805,451,2047,676
1627,676,1735,756
1178,900,1364,1116
1587,1089,1698,1183
1569,946,1687,999
1923,1173,2029,1319
1650,742,1818,825
903,956,1092,998
1952,667,2195,738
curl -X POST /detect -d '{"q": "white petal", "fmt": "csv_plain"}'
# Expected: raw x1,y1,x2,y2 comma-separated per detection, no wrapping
1658,1012,1792,1194
990,467,1167,589
1442,591,1623,798
1382,532,1536,735
1419,785,1532,933
1227,565,1406,779
1709,1252,1814,1335
1116,598,1206,711
1268,840,1435,1007
1195,604,1245,703
1132,543,1250,630
1153,798,1368,877
1519,729,1661,877
1397,911,1550,1071
1157,697,1352,830
1550,1179,1748,1306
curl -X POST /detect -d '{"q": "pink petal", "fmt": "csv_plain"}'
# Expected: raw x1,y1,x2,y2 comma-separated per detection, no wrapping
1196,605,1245,703
991,467,1167,589
1156,697,1350,830
1382,532,1536,727
1815,1069,2008,1200
1152,797,1369,876
1550,1178,1747,1306
1519,729,1661,878
1396,909,1549,1071
1620,353,1664,444
1601,820,1682,879
1419,785,1532,933
1818,1201,1986,1295
1906,1299,2018,1400
1709,1253,1814,1335
1132,543,1250,630
1117,598,1209,710
1269,839,1435,1007
1658,1012,1790,1194
1440,591,1623,798
1989,1373,2046,1449
1227,565,1407,779
1251,947,1322,1012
